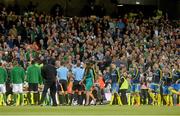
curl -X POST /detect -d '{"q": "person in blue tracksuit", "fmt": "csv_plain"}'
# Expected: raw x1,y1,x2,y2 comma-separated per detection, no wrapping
149,63,162,105
109,63,121,105
161,67,172,106
169,64,180,106
130,63,141,106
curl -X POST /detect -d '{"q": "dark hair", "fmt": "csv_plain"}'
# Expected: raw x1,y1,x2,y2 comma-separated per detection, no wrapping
13,60,18,66
48,58,56,65
77,62,81,67
42,59,47,65
31,60,36,65
60,60,65,66
85,62,91,75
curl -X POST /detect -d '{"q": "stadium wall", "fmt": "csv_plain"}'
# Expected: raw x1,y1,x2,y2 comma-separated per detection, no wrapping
1,0,180,19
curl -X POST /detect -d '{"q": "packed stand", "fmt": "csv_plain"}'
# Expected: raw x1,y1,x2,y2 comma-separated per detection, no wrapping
0,7,179,106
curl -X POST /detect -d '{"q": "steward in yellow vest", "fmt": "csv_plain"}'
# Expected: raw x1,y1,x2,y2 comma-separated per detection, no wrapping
119,72,129,105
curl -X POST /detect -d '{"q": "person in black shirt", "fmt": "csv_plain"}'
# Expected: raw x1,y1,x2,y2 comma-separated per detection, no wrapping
39,58,57,106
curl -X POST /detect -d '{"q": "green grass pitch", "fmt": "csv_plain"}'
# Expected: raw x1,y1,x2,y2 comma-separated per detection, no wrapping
0,105,180,116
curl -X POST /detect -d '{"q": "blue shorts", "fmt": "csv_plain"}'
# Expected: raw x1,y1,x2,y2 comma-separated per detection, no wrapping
150,83,160,93
171,84,180,91
111,83,119,93
131,84,140,93
162,86,170,95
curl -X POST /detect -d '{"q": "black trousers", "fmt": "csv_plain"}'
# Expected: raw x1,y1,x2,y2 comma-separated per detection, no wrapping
40,81,57,106
119,89,127,105
141,89,148,104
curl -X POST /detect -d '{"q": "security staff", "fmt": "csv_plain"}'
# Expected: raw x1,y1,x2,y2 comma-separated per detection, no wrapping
119,71,129,105
39,58,57,106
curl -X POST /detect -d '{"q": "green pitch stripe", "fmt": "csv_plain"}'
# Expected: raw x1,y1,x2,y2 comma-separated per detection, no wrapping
0,105,179,115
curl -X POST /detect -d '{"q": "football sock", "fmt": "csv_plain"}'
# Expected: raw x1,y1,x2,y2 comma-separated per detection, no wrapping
163,95,168,105
128,93,131,105
19,93,23,105
117,95,122,105
110,95,114,105
137,95,140,105
149,92,155,105
157,94,161,106
131,96,135,105
23,93,28,105
146,98,148,105
34,93,39,105
13,94,17,105
0,94,2,105
169,95,173,106
3,93,7,105
31,92,34,105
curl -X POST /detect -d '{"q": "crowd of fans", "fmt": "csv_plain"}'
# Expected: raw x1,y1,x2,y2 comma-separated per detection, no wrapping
0,6,179,106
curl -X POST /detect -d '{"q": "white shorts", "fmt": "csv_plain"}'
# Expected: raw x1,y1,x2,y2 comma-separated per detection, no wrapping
13,84,23,93
0,84,6,93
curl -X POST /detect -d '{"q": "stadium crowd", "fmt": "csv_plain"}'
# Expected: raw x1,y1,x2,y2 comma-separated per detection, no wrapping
0,6,179,107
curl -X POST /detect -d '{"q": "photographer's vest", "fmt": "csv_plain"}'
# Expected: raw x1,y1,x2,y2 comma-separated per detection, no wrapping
120,77,129,90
